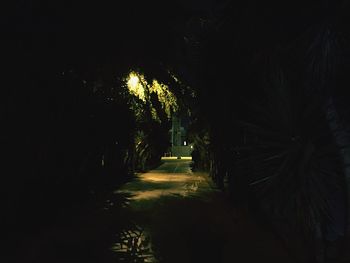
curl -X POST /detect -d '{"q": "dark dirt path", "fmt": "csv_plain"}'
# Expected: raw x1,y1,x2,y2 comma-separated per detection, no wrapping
10,159,295,263
116,158,296,263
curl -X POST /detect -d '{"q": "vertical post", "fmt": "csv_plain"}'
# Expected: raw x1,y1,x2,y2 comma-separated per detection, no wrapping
171,115,182,157
171,115,174,146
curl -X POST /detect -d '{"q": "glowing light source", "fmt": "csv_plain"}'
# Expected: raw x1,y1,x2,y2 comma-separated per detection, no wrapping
127,72,146,102
127,74,140,89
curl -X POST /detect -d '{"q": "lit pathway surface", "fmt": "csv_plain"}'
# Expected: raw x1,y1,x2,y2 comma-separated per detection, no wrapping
118,158,209,200
115,158,296,263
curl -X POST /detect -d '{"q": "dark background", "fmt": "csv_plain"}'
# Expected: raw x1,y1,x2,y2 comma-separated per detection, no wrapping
2,1,350,262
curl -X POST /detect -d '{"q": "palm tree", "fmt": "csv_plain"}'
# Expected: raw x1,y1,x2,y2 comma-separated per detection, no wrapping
179,1,350,261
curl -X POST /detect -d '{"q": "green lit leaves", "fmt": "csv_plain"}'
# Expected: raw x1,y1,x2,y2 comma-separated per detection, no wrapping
149,79,178,118
125,71,178,122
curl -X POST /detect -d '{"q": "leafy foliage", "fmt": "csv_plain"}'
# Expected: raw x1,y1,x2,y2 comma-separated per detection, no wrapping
179,1,350,261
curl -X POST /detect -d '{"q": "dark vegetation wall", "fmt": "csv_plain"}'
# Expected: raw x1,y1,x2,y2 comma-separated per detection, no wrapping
184,1,350,261
1,0,187,245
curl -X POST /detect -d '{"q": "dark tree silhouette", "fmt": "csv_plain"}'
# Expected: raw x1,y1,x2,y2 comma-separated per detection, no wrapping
177,1,350,262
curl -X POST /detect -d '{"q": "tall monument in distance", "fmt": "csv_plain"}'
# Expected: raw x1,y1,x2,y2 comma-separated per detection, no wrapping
169,115,192,157
171,115,182,147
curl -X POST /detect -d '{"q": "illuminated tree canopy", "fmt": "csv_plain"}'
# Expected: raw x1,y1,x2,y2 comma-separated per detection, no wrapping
125,71,178,122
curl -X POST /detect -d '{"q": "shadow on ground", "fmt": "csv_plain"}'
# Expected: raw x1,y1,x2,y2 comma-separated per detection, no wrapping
8,160,295,263
126,190,296,263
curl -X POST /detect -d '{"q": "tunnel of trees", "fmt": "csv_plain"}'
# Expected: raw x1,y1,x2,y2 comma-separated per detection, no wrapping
2,0,350,262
